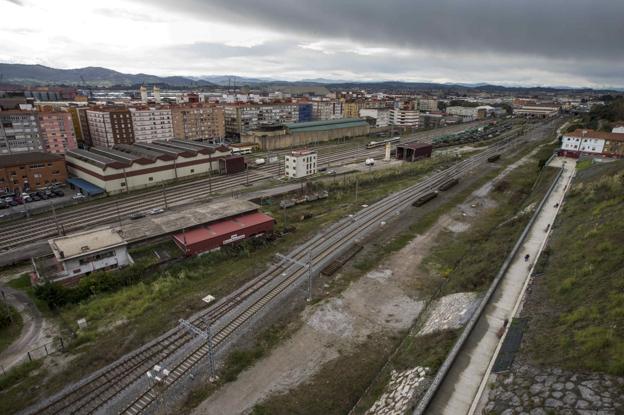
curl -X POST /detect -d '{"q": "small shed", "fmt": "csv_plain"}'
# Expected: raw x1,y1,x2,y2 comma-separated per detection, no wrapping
396,143,433,162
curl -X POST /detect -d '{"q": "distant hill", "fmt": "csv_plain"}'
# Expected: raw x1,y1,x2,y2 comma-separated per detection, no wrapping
0,63,621,94
0,63,215,87
192,75,277,86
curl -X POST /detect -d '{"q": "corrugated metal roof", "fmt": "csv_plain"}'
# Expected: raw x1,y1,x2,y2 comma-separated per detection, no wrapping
173,212,274,245
286,118,369,133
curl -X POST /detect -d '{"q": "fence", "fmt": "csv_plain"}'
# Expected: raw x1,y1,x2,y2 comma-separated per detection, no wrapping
413,166,564,414
0,336,69,377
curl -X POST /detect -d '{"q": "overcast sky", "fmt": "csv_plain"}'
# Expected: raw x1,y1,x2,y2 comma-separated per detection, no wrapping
2,0,624,88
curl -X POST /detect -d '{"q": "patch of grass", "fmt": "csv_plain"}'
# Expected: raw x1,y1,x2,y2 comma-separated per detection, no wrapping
575,159,593,171
7,274,53,318
352,330,459,414
252,339,395,415
178,321,299,414
521,160,624,375
0,304,23,355
424,158,559,295
0,360,43,392
0,360,45,409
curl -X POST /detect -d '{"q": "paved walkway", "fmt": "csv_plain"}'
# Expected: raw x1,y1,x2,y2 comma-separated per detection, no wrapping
425,158,576,415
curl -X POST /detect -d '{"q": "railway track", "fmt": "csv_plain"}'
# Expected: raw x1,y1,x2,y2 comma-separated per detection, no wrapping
119,129,530,415
21,121,549,415
0,122,487,251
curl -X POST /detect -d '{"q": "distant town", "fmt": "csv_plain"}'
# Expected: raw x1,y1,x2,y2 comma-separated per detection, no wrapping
1,67,624,415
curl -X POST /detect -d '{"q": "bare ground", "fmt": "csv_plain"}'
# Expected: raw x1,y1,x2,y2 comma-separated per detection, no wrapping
191,150,538,415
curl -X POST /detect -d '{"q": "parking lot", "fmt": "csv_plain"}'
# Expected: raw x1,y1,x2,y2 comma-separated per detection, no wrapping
0,185,85,220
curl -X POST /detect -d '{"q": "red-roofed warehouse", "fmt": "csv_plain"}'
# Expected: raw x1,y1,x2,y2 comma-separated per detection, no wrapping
173,211,275,255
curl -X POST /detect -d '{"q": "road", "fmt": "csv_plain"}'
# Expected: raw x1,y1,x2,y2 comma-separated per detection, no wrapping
0,121,488,253
21,120,549,415
423,157,575,415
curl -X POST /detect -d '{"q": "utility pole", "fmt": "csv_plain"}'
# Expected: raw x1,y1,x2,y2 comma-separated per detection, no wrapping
208,166,212,194
50,201,61,236
161,183,168,209
276,252,313,302
115,201,123,233
179,318,217,380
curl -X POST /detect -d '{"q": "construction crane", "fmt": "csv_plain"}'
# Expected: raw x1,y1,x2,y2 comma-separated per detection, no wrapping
80,75,93,99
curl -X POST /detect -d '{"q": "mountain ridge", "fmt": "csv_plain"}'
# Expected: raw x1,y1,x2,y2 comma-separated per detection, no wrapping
0,63,621,93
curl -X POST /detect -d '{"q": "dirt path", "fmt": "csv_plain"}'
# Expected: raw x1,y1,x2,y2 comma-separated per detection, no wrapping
0,274,60,371
192,213,464,415
191,149,542,415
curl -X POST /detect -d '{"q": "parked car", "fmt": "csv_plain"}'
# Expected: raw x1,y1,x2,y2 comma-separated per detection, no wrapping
53,189,64,197
72,193,86,200
31,195,41,202
147,208,165,215
129,212,146,220
8,200,17,207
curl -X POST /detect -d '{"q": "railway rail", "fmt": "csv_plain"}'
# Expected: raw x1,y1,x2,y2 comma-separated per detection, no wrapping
20,121,547,415
0,121,491,251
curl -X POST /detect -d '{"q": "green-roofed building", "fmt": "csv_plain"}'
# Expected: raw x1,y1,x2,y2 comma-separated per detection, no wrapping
245,118,371,150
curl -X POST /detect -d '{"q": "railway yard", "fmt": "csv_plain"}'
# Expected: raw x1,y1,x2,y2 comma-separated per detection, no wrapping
0,117,560,415
0,121,492,256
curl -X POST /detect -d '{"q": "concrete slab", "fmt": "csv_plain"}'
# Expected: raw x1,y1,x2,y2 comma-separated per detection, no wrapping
120,199,260,243
425,158,576,415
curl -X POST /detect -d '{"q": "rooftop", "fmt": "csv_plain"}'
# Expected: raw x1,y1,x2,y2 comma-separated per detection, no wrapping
285,118,369,133
0,152,63,169
119,198,261,243
173,211,275,245
564,129,624,142
49,227,126,261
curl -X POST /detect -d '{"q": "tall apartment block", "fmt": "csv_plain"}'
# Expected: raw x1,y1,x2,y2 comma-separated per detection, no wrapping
170,103,225,142
86,108,134,148
224,103,299,138
0,110,43,154
129,107,173,143
68,106,92,147
37,111,78,154
311,100,343,121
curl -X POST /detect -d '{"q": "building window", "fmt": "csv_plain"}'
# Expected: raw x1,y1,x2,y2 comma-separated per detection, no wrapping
121,182,126,187
148,177,153,181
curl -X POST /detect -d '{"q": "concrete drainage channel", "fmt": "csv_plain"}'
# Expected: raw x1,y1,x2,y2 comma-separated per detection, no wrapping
412,165,564,415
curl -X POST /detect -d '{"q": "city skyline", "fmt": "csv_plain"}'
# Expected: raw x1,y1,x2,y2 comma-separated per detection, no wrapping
2,0,624,89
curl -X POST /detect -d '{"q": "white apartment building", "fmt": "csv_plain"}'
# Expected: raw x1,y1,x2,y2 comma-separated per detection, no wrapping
129,107,174,143
311,100,344,120
389,109,420,128
0,110,43,154
446,106,478,121
224,104,299,137
360,108,390,127
48,227,131,282
284,149,317,179
561,129,605,154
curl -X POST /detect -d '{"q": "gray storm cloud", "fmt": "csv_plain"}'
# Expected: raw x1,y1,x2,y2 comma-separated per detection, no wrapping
142,0,624,61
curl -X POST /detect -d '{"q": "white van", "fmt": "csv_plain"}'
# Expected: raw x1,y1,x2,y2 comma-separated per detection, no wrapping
365,158,375,166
